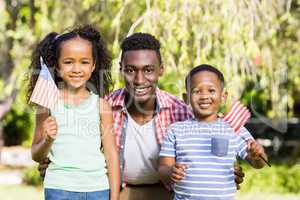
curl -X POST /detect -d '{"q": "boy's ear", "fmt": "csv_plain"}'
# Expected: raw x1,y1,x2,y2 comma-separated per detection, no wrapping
222,90,228,103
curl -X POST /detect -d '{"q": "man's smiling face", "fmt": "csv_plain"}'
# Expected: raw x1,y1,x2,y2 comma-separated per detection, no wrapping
120,49,163,104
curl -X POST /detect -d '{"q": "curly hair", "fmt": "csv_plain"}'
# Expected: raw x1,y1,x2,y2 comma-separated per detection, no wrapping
27,24,112,103
120,32,162,64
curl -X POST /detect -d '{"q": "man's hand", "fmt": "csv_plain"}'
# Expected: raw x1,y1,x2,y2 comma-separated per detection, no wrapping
38,157,50,179
233,165,244,190
170,163,188,183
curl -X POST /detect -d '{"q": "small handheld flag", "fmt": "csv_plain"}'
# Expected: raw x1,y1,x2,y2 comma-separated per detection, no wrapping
29,57,59,109
223,100,251,134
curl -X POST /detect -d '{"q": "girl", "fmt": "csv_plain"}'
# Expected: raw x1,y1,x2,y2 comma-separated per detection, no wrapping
28,25,120,200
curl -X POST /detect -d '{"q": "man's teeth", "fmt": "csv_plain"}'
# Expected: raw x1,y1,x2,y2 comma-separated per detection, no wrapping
199,103,211,108
135,87,149,94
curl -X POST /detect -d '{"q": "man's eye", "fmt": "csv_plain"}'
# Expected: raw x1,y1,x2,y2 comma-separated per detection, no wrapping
125,68,134,73
144,68,154,74
209,89,216,93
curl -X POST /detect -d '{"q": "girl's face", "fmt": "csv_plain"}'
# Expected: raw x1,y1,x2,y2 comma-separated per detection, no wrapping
57,37,95,90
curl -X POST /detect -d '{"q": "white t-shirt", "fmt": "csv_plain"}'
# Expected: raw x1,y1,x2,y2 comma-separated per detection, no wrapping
124,113,160,185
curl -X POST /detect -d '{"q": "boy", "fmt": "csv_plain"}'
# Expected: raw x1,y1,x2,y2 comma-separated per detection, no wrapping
159,64,268,200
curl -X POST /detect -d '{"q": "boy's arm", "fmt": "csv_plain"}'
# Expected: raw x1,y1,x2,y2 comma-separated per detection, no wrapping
245,140,268,169
159,157,187,184
100,99,120,200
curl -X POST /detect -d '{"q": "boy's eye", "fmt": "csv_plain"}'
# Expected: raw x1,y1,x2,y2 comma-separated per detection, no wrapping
192,89,200,94
209,89,216,93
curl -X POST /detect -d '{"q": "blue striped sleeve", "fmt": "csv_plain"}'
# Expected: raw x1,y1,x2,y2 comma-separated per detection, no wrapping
237,127,254,160
160,126,176,157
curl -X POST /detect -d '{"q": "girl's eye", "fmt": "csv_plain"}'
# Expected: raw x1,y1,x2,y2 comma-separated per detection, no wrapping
64,61,72,64
82,61,90,65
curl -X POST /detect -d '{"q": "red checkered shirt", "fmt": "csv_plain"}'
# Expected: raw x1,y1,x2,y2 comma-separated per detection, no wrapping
105,87,193,148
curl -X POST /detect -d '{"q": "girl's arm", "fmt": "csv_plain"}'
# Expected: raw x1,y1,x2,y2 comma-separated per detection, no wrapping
100,99,120,200
31,106,57,162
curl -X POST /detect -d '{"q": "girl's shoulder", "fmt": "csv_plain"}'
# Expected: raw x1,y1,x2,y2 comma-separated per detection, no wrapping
98,96,112,114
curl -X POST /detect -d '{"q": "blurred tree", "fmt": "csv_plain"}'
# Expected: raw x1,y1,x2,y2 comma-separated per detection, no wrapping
0,0,299,146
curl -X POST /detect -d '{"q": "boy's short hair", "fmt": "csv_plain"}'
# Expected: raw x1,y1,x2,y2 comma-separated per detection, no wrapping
185,64,225,92
120,32,162,64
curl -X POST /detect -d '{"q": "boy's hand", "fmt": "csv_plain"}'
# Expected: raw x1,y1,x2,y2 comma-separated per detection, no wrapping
42,116,58,143
170,163,188,183
247,140,265,160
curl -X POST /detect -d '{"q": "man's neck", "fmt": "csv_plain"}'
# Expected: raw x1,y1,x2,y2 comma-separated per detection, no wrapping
125,94,156,125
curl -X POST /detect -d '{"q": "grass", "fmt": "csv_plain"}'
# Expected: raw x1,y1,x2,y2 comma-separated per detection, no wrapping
0,185,299,200
0,185,43,200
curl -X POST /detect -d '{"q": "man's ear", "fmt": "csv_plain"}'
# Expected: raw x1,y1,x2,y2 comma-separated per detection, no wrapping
119,61,124,75
158,64,164,76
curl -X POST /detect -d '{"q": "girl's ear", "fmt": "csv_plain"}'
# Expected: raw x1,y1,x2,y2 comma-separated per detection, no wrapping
92,63,96,72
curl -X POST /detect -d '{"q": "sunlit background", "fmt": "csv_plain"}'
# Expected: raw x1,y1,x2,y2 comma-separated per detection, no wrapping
0,0,299,199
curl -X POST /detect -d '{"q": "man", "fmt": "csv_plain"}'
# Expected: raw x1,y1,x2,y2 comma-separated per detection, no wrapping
105,33,244,199
39,33,245,200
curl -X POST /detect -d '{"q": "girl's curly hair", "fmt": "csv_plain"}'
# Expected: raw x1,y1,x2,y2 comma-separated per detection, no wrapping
27,24,112,103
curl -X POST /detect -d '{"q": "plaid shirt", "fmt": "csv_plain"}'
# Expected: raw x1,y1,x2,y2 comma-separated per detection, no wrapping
105,88,193,186
105,87,193,147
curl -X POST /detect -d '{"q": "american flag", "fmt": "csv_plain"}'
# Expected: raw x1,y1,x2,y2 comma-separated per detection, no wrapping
29,57,59,109
223,100,251,134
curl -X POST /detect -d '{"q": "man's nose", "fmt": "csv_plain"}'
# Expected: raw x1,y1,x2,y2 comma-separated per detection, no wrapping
134,70,146,85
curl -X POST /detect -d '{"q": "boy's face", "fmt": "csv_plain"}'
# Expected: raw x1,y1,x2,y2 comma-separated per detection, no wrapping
189,71,226,122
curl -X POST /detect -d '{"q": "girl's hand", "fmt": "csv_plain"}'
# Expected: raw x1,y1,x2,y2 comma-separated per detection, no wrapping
247,140,265,160
42,116,58,143
170,163,188,183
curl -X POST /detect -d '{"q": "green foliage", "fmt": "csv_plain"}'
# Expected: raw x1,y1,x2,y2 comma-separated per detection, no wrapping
0,0,299,145
240,163,300,194
22,166,42,186
3,105,33,146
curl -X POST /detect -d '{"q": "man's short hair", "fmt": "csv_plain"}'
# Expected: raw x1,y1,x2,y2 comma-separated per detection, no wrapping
120,33,162,64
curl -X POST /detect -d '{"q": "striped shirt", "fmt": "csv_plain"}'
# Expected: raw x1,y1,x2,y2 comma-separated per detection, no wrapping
160,118,253,200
